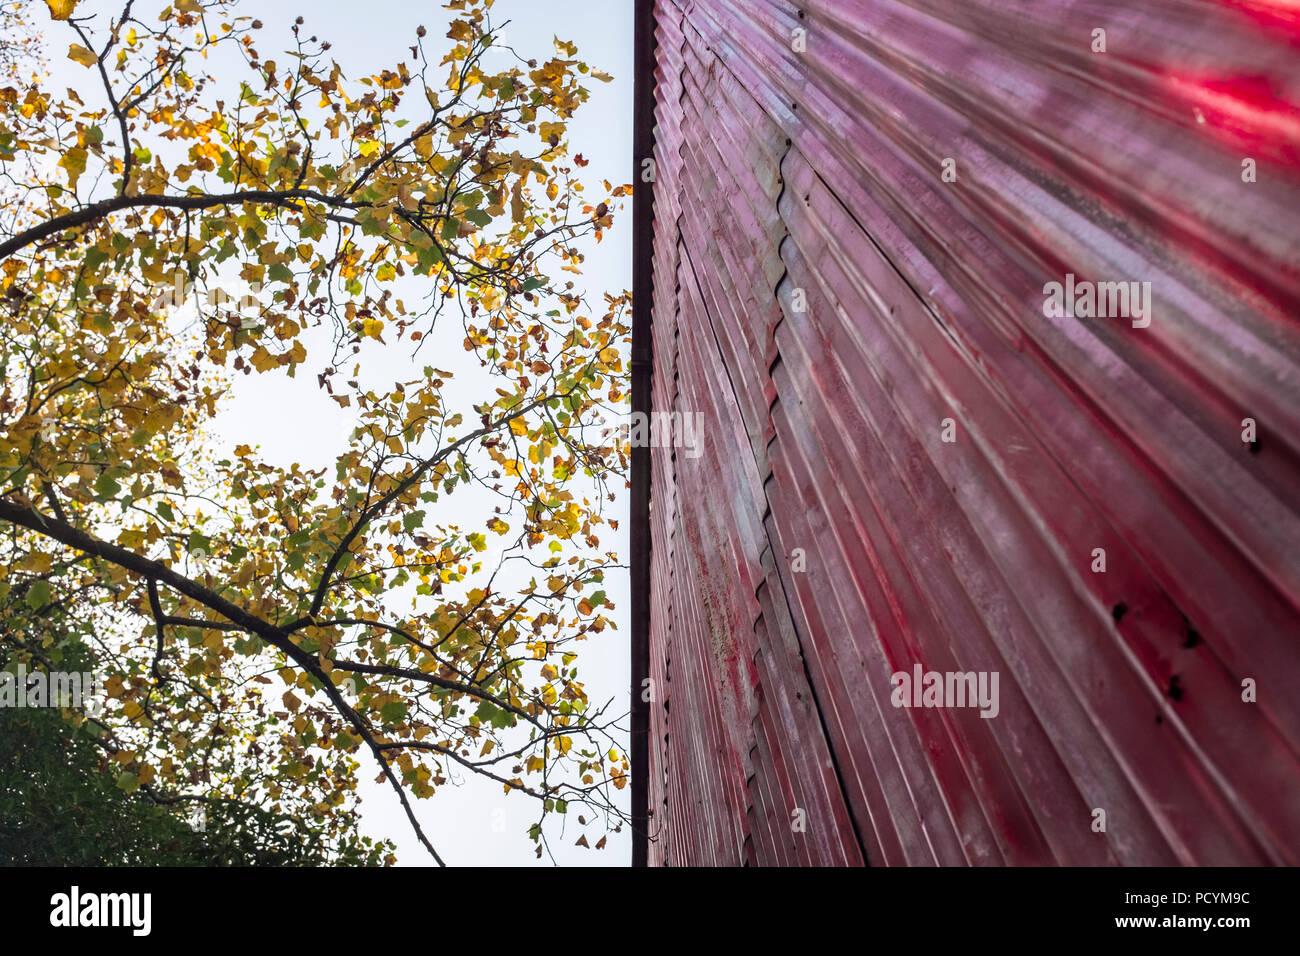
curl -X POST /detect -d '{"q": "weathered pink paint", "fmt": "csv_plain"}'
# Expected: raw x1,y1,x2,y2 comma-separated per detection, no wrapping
645,0,1300,866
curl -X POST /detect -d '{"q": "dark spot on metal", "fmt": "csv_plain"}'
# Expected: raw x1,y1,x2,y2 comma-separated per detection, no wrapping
1167,675,1184,701
1112,601,1128,623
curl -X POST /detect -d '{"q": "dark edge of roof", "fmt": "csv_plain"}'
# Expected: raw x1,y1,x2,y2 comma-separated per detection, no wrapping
630,0,657,868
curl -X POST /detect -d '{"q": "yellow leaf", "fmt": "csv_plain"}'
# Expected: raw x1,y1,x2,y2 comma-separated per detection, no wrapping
249,347,278,372
66,44,97,68
46,0,80,21
58,147,87,190
20,552,52,573
510,180,525,223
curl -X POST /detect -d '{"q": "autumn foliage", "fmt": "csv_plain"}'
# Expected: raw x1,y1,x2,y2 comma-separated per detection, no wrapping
0,0,632,863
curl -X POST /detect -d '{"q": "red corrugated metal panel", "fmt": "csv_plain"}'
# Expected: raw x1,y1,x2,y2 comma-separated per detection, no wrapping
647,0,865,865
646,0,1300,866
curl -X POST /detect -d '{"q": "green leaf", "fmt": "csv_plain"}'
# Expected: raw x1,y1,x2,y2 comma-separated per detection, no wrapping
84,246,109,271
379,701,408,724
94,473,121,499
299,218,326,241
25,579,51,611
355,208,385,237
473,701,514,730
440,217,460,240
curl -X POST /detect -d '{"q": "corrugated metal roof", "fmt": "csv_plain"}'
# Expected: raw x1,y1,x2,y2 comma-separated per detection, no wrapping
643,0,1300,865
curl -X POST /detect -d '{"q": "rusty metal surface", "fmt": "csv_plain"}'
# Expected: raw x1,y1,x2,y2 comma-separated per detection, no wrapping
644,0,1300,865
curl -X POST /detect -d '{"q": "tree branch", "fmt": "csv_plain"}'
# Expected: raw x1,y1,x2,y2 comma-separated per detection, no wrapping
0,493,447,865
0,188,363,261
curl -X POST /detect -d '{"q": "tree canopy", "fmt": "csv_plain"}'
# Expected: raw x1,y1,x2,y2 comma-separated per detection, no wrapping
0,0,632,864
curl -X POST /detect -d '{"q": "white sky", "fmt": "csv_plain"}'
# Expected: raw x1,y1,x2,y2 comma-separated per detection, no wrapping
34,0,635,866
